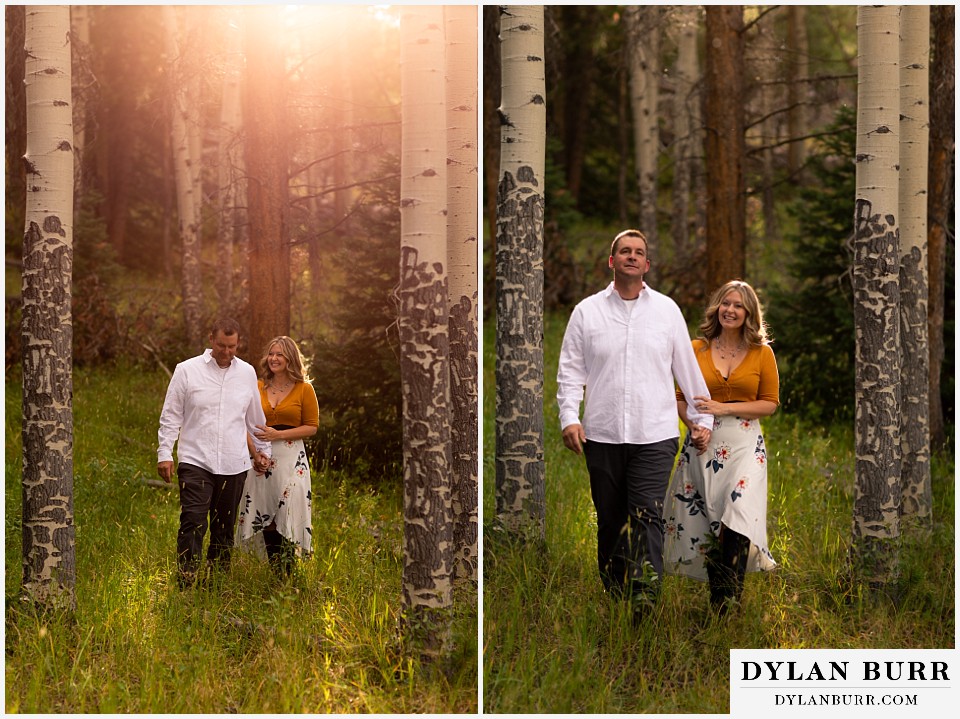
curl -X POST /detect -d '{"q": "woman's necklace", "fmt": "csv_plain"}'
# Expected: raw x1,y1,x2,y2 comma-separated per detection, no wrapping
269,378,293,393
715,337,746,360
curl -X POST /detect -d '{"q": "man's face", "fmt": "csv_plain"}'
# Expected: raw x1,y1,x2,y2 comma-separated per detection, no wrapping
608,235,650,280
210,331,239,368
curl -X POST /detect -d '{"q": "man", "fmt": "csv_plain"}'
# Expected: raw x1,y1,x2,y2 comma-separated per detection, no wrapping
557,229,713,616
158,318,272,587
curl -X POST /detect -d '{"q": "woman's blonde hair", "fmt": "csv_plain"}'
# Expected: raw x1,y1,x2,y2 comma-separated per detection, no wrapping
698,280,770,347
259,336,310,383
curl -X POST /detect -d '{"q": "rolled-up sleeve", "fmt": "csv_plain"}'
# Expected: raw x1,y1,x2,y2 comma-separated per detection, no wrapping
671,325,714,431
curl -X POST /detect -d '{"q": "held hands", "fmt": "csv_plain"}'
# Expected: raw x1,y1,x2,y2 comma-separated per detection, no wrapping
252,451,272,475
562,423,587,456
689,425,712,455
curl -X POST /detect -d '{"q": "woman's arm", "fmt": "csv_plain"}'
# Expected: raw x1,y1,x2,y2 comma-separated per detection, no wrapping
253,424,318,442
690,396,778,420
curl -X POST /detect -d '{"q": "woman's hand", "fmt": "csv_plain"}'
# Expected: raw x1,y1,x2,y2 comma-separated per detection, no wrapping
693,395,727,417
254,424,283,442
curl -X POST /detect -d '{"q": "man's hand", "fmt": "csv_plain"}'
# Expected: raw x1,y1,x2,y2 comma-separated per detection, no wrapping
690,425,712,455
562,423,587,455
157,460,175,483
252,451,272,474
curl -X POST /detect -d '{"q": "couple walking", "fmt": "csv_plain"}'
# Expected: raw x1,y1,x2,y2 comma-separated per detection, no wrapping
557,229,780,621
157,318,318,587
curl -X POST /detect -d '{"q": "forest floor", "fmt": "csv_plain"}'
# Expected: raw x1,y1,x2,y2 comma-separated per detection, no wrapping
4,366,477,713
483,315,956,714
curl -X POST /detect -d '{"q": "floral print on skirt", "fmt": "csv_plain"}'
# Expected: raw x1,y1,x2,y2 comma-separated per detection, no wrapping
663,415,776,580
236,438,312,556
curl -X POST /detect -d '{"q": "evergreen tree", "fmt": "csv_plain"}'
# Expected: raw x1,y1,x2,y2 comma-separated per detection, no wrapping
308,156,403,481
768,107,857,422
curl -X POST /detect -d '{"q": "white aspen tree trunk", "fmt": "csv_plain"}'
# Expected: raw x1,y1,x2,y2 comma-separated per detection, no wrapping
851,6,902,587
21,3,76,610
163,5,203,350
399,5,454,655
216,8,244,308
670,5,698,259
445,3,479,586
760,10,780,241
186,11,204,247
897,4,931,529
625,6,660,251
495,5,545,538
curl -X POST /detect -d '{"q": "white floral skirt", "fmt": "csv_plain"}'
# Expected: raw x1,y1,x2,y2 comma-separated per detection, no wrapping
663,415,776,580
236,438,312,556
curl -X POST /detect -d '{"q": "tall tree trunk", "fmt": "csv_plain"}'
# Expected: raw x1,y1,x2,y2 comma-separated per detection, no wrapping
625,6,660,253
482,5,501,243
898,5,931,530
927,5,954,450
558,5,600,204
759,10,780,242
164,5,204,350
243,5,290,361
215,8,244,310
69,5,90,201
21,3,76,611
786,5,809,175
671,5,698,260
703,6,746,292
850,5,902,587
398,5,453,655
445,4,479,586
495,5,545,538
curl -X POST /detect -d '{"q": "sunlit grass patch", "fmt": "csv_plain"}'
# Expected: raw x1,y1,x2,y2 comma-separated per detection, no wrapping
5,366,477,713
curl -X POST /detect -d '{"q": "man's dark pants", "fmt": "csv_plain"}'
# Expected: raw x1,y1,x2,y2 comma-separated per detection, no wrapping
177,463,246,585
584,438,679,600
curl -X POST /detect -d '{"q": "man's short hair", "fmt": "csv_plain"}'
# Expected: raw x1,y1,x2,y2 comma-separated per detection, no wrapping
210,317,241,337
610,229,648,256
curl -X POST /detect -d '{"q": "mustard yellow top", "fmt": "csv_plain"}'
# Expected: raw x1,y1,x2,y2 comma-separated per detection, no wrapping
258,380,320,428
677,339,780,405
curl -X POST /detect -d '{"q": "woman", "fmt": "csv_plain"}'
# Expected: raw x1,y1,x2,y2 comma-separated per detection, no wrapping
236,336,319,576
663,280,779,614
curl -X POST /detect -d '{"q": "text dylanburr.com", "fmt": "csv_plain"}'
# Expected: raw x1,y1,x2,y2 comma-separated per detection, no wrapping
730,649,958,716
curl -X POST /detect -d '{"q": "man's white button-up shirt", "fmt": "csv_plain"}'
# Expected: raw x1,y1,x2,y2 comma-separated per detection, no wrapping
158,349,271,474
557,282,713,445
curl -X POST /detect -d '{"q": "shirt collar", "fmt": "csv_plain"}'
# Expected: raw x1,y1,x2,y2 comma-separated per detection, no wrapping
202,348,234,368
604,280,651,299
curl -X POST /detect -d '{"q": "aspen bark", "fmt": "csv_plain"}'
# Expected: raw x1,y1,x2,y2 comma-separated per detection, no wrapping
445,4,479,586
21,3,76,610
163,5,204,350
495,5,545,538
625,6,660,252
898,5,931,529
786,5,809,174
850,6,902,586
671,5,699,259
399,5,453,653
704,6,746,291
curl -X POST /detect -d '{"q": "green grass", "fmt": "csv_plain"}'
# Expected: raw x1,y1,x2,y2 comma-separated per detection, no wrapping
5,364,477,713
483,315,955,713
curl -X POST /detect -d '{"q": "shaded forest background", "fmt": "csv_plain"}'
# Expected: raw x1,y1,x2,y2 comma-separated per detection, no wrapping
483,5,955,434
5,5,405,479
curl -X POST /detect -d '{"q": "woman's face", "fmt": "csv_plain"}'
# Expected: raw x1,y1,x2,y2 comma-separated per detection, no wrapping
267,344,289,375
718,290,747,333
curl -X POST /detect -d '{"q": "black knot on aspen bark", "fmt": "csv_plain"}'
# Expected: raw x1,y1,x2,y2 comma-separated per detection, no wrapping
43,216,66,237
421,168,437,177
518,23,532,31
527,55,543,62
874,125,892,134
56,140,72,152
516,165,538,186
531,94,545,105
53,100,69,107
432,262,444,274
